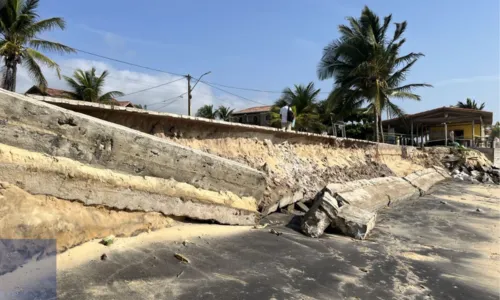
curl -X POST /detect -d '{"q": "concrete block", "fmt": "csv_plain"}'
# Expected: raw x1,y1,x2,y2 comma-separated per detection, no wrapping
326,177,419,213
0,89,265,198
404,168,447,195
0,143,258,225
332,205,376,240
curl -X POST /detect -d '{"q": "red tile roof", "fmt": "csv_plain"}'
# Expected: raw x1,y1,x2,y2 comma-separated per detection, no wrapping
233,105,272,114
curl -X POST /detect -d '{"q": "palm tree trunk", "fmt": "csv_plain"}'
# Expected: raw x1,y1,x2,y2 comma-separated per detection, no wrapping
374,109,379,142
379,114,385,143
2,57,18,92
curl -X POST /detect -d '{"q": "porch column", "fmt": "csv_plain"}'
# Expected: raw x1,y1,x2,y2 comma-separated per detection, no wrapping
444,123,448,146
480,116,484,146
410,120,414,146
472,119,475,147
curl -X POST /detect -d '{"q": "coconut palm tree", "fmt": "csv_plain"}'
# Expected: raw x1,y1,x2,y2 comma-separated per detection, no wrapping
0,0,75,91
195,104,217,119
456,98,485,110
270,82,324,132
216,105,234,121
317,6,431,142
63,68,124,103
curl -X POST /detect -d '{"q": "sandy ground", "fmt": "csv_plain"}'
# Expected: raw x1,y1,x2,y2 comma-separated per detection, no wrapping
1,180,498,299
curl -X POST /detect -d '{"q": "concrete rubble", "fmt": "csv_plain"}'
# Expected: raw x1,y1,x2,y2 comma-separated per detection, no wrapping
443,150,500,185
301,168,450,240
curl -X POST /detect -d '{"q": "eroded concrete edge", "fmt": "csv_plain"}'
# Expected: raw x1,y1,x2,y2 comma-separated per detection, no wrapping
0,143,258,225
0,89,265,198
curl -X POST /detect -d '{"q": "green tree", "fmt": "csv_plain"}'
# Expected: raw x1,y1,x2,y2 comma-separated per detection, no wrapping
195,104,217,119
317,6,431,142
270,82,324,132
0,0,75,91
216,105,234,121
63,68,124,103
456,98,485,110
490,122,500,139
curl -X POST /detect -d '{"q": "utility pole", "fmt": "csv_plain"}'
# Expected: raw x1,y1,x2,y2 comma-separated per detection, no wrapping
186,71,211,116
187,74,192,116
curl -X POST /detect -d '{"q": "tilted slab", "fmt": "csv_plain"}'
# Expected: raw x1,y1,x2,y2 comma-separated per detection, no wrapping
404,168,448,195
325,177,420,213
302,176,419,239
0,89,265,198
0,144,258,225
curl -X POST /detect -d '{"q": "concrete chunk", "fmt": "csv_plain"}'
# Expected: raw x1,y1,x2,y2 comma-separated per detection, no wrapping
331,205,376,240
404,168,447,195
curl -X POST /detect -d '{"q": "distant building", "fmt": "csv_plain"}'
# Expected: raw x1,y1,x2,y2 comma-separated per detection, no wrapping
382,106,493,147
25,85,135,107
231,105,273,126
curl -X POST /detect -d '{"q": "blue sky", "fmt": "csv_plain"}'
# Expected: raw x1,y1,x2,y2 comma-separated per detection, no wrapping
20,0,499,121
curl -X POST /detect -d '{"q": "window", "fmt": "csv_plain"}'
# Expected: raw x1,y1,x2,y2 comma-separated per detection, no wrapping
253,116,258,124
265,114,270,121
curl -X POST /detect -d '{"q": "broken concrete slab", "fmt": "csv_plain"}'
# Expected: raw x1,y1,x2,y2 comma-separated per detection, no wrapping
0,89,265,198
433,166,451,179
404,168,448,195
302,176,420,239
325,177,419,212
331,205,376,240
0,143,258,225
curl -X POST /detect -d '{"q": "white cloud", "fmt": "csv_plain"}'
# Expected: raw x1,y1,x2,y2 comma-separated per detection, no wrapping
77,24,180,50
434,75,500,87
15,58,268,115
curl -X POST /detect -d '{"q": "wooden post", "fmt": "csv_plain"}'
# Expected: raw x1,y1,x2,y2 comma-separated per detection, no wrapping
444,123,448,146
186,74,192,116
410,120,414,146
472,119,475,147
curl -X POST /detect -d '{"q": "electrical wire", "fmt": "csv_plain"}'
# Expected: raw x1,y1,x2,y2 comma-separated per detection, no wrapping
74,48,186,77
117,77,185,98
147,92,188,107
198,81,269,106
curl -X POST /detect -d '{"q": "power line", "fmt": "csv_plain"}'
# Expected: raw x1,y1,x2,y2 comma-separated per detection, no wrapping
199,81,269,106
74,48,186,77
117,77,185,98
73,48,330,96
147,92,188,107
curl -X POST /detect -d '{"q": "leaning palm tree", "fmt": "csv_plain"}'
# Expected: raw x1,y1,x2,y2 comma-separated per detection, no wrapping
270,82,324,132
195,104,217,119
0,0,75,91
456,98,485,110
63,68,124,103
318,6,431,142
216,105,234,121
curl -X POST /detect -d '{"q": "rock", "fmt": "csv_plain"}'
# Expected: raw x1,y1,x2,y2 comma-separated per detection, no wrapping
174,253,190,264
482,174,494,184
470,170,481,178
296,202,309,212
489,169,500,178
269,228,283,236
451,169,460,176
100,253,107,261
330,205,377,240
301,207,331,238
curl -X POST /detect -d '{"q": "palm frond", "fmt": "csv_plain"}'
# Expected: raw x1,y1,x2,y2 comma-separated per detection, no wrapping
21,49,47,88
29,39,75,54
24,47,60,77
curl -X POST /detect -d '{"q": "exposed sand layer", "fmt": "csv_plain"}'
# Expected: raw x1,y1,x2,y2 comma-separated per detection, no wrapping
0,182,176,252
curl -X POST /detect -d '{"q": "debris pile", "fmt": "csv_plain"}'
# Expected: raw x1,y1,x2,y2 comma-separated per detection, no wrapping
301,187,376,240
443,149,499,185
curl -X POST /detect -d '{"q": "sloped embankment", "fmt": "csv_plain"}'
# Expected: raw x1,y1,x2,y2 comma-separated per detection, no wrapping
167,137,447,209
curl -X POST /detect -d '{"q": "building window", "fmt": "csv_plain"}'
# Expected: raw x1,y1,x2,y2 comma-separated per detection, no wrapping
239,117,243,123
265,114,270,121
253,116,258,124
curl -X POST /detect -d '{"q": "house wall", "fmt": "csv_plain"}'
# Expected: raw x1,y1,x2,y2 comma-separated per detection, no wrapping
429,123,482,140
232,112,271,126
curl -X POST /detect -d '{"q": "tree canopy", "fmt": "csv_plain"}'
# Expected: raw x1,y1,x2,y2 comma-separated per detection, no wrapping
317,6,431,142
0,0,75,91
63,68,124,103
456,98,485,110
